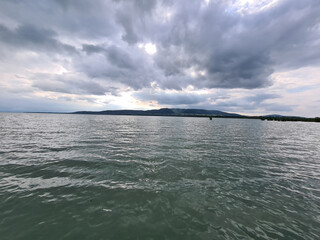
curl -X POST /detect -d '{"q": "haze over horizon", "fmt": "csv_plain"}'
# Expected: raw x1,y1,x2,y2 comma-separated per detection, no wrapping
1,0,320,117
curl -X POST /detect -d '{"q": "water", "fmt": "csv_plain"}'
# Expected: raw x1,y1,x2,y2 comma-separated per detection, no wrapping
0,113,319,240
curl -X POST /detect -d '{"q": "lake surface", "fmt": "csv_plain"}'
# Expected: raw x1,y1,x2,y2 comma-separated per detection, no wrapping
0,113,319,240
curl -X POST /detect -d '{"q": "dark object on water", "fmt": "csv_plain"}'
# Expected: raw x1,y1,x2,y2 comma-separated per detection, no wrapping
209,116,212,120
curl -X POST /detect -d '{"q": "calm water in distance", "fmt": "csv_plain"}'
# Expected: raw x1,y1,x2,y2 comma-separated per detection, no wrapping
0,113,319,240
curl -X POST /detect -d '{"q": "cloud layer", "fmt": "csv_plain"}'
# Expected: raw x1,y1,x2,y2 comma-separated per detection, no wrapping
0,0,320,115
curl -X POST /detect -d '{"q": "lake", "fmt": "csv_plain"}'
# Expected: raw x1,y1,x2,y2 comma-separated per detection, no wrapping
0,113,319,239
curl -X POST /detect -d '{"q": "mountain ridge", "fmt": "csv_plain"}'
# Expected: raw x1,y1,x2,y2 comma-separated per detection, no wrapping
72,108,243,117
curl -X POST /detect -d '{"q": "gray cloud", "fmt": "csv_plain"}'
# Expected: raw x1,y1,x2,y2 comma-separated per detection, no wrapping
32,73,118,96
115,0,158,44
77,44,157,90
0,24,77,54
106,46,137,70
82,44,106,55
0,0,117,39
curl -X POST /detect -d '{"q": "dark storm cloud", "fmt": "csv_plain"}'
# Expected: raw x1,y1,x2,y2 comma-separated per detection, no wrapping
78,44,157,90
204,52,273,89
0,0,117,39
106,46,137,70
114,0,158,44
0,24,77,54
82,44,139,69
82,44,105,55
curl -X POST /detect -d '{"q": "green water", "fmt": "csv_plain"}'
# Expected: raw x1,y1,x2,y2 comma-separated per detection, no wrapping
0,113,319,239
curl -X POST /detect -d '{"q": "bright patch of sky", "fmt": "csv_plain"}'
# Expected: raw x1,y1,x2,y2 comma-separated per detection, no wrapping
144,43,157,55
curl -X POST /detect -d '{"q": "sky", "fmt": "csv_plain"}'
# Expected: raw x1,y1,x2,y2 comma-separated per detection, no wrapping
0,0,320,117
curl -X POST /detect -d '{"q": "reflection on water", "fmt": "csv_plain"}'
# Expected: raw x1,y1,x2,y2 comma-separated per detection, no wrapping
0,113,319,239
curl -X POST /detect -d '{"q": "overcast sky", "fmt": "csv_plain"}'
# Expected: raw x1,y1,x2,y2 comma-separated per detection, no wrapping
0,0,319,116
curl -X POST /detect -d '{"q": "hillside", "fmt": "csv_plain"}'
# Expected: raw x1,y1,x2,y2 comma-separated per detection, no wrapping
72,108,242,117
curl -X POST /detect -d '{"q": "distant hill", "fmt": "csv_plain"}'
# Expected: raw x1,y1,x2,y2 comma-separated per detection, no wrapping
71,108,320,122
263,114,284,118
72,108,243,117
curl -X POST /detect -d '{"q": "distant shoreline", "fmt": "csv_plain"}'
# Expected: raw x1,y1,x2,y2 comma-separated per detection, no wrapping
71,108,320,123
13,108,320,123
71,108,320,122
